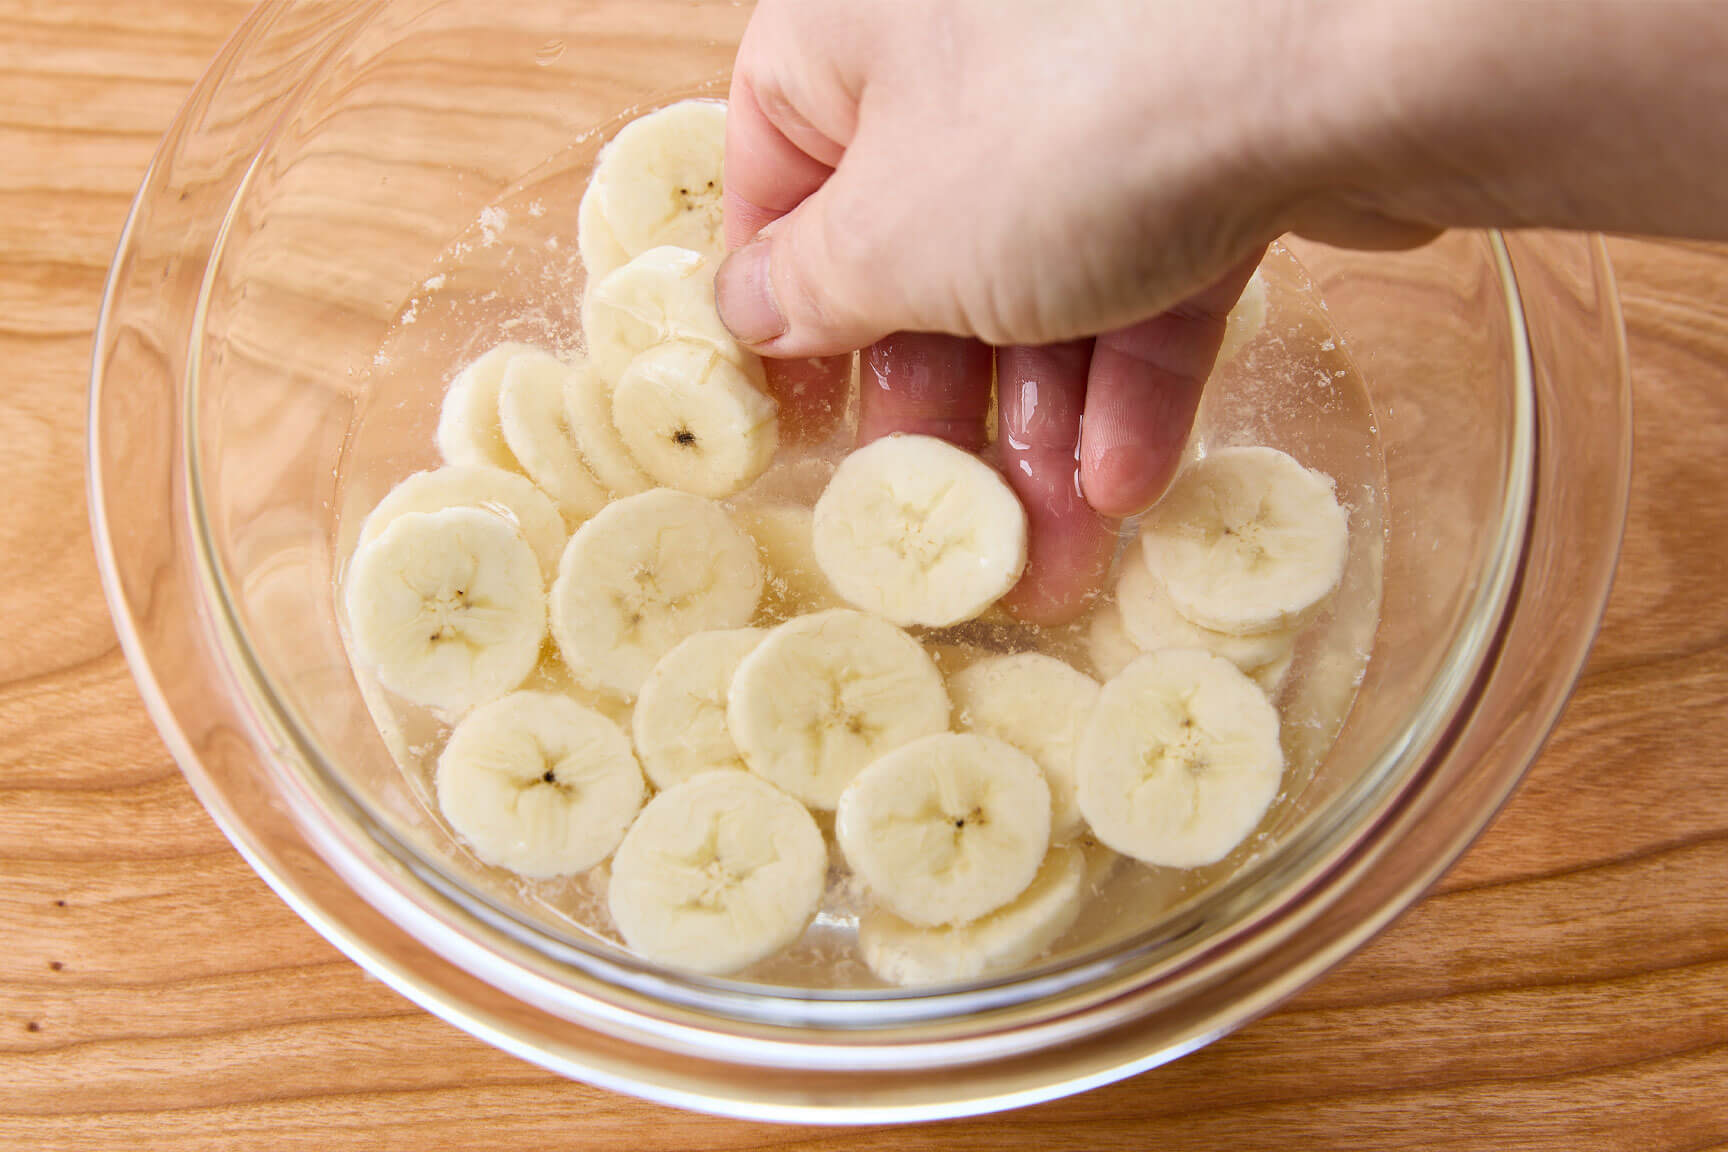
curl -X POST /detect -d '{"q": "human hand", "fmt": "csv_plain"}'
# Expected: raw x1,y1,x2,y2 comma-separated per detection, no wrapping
716,0,1728,623
715,0,1304,623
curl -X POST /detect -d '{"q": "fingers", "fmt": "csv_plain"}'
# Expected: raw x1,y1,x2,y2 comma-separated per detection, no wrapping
721,77,836,251
995,342,1119,626
1079,255,1264,517
859,334,994,451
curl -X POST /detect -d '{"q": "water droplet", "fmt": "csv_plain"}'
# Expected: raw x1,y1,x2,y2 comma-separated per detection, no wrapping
535,39,566,66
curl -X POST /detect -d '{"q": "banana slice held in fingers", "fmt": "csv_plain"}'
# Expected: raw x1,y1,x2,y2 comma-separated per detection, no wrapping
436,690,644,878
436,342,538,471
582,245,751,386
551,489,762,699
950,653,1100,843
632,628,765,790
837,732,1051,927
729,609,950,810
1117,544,1297,679
497,348,611,521
1140,446,1349,636
583,99,727,270
612,339,778,499
1078,648,1284,869
813,434,1029,627
358,465,567,582
859,842,1086,986
608,770,827,976
345,508,546,714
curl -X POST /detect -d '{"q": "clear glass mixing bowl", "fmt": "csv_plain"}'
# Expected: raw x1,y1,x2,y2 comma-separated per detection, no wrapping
88,0,1631,1122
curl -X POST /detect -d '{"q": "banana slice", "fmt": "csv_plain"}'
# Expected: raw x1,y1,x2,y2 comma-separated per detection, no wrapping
812,434,1029,627
612,340,779,499
836,732,1051,926
577,177,632,282
1218,269,1268,366
728,609,950,810
561,350,653,497
435,690,644,878
732,503,846,618
581,245,752,386
1077,648,1284,868
1086,601,1142,681
585,100,727,268
344,508,546,714
1117,545,1297,678
949,653,1100,842
436,342,538,471
497,348,610,521
858,842,1085,986
608,770,826,976
357,465,567,582
1140,446,1349,636
550,489,762,699
631,627,765,789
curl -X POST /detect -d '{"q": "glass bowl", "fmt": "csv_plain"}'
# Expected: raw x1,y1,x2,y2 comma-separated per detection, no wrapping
88,0,1631,1123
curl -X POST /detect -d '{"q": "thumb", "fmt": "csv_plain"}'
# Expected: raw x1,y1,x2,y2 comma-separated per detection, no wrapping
714,177,899,358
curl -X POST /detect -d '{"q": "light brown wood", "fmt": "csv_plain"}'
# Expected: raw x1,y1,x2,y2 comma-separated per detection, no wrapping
4,5,1728,1149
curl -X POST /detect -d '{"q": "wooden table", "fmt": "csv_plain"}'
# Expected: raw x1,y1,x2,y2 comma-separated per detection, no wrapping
6,4,1728,1148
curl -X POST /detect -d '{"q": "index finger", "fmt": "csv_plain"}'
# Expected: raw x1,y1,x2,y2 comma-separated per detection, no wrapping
722,76,836,250
724,79,852,442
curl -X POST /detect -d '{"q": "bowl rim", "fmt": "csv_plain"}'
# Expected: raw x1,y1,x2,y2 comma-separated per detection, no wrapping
88,0,1633,1122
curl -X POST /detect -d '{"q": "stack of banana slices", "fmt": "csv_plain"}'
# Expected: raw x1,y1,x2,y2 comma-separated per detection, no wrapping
340,99,1354,986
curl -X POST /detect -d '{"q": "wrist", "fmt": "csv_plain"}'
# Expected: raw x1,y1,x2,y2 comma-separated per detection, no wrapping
1273,0,1728,241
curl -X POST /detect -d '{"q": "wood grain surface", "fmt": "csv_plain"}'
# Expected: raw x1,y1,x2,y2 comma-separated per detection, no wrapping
5,4,1728,1149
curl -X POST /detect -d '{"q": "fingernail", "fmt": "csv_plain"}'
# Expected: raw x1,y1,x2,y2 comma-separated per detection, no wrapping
715,237,786,345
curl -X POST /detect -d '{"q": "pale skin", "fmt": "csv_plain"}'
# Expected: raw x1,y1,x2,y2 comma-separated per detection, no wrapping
715,0,1728,624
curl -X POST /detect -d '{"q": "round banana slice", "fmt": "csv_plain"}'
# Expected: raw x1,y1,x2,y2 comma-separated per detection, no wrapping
577,177,632,282
561,351,652,497
357,465,567,582
732,503,846,618
497,348,610,521
631,627,765,790
551,489,762,699
812,434,1029,627
1218,269,1268,367
1077,648,1284,868
344,508,546,714
435,690,644,878
1086,601,1143,682
950,653,1100,842
858,842,1086,986
612,340,779,499
837,732,1051,927
586,99,727,267
608,770,826,975
1140,446,1349,636
581,245,751,386
1117,545,1297,677
728,609,950,810
435,342,538,471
